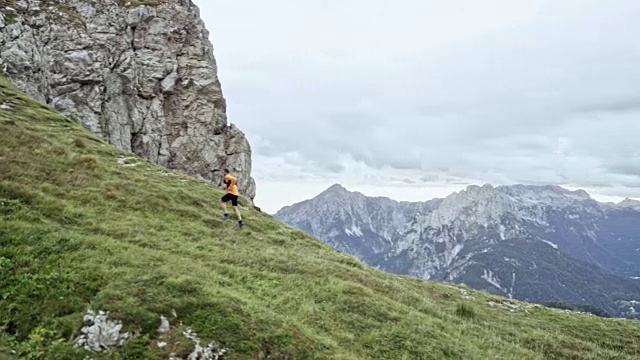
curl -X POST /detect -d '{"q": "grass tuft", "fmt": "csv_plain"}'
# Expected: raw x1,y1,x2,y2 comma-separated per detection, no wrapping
74,138,89,149
455,302,476,320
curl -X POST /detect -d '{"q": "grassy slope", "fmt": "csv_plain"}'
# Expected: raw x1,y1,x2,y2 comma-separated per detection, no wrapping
0,76,639,360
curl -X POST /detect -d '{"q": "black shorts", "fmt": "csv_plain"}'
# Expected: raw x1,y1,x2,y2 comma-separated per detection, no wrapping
221,193,239,206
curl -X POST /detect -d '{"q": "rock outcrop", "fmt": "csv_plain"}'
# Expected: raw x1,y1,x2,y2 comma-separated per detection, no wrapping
0,0,256,200
75,309,135,352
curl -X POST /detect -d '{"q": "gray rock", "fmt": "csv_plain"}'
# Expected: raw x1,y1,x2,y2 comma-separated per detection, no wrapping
158,315,170,333
0,0,256,201
75,309,132,352
182,327,227,360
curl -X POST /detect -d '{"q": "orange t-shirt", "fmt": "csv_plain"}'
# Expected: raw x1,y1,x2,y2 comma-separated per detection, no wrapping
224,174,239,196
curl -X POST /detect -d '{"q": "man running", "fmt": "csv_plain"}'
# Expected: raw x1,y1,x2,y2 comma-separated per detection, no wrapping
219,168,244,228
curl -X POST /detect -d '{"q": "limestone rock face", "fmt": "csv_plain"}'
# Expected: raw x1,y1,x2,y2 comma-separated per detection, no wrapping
0,0,256,201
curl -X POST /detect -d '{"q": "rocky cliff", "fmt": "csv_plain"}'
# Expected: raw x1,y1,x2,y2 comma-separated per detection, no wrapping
0,0,256,200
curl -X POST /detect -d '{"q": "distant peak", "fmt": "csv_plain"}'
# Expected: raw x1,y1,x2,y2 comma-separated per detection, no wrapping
318,183,349,196
327,183,347,191
569,189,592,199
540,185,592,199
458,183,593,201
618,198,640,206
463,183,495,192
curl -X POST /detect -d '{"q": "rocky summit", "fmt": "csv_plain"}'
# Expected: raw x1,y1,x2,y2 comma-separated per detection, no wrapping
275,183,640,319
0,0,255,200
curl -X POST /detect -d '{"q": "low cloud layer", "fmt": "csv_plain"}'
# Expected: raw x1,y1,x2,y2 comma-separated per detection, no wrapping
197,0,640,202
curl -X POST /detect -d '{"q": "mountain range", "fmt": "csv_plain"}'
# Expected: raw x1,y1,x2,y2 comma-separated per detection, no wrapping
275,183,640,319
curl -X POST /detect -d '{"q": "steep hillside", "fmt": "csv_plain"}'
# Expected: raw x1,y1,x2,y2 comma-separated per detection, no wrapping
275,184,640,319
2,77,640,359
0,0,256,200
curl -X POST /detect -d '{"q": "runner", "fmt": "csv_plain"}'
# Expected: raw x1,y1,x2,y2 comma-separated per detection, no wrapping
219,168,244,228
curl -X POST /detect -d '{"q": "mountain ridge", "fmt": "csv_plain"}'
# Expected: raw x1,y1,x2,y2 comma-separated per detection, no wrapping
275,183,640,319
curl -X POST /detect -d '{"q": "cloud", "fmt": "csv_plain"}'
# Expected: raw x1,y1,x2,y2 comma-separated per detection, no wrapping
606,162,640,178
197,0,640,202
574,98,640,114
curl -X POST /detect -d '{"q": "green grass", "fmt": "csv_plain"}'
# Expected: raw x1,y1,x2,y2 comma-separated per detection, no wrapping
0,0,17,25
1,76,640,360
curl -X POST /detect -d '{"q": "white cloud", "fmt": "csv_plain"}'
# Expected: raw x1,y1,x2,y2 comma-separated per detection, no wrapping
195,0,640,211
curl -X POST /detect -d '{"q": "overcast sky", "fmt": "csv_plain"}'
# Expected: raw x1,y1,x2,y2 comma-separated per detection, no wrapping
194,0,640,213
